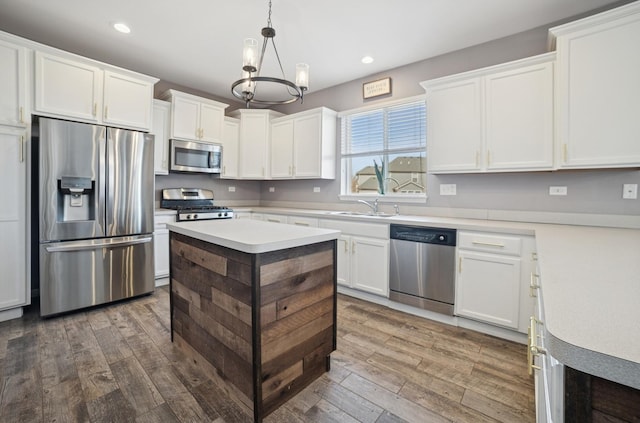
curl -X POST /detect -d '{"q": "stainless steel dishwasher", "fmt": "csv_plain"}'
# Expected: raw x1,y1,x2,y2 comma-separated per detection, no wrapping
389,224,457,315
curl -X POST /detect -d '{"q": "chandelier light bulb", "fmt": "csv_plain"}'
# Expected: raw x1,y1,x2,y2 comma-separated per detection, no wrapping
242,38,258,72
295,63,309,91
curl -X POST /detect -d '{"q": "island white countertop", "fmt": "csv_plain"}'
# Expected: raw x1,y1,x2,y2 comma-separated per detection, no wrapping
166,219,340,254
534,224,640,389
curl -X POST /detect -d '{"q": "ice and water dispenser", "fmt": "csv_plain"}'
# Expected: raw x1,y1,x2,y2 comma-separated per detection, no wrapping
58,176,95,222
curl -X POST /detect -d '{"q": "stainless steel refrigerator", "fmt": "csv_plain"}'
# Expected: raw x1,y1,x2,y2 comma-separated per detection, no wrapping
33,117,155,316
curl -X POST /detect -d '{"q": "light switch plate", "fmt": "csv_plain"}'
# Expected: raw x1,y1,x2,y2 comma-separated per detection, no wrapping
440,184,456,196
269,187,275,193
623,184,638,199
313,187,321,193
228,186,236,192
549,186,567,196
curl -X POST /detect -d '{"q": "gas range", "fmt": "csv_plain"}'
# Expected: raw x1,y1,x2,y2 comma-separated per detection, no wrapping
161,188,233,221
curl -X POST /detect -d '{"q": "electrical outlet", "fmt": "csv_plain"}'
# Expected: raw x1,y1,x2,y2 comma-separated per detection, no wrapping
549,186,567,196
228,186,236,192
439,184,456,196
623,184,638,199
269,187,275,193
313,187,321,193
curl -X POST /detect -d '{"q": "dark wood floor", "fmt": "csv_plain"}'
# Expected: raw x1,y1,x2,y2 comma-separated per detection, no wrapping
0,287,534,422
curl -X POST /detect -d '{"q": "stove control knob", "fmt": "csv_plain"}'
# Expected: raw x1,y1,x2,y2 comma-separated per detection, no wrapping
218,212,223,217
193,214,198,220
223,212,228,217
184,214,191,220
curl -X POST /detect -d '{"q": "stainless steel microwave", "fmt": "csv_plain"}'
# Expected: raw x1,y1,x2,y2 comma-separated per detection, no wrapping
170,139,221,173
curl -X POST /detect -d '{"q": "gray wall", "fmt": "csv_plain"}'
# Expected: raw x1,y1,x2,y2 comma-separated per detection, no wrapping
256,15,640,217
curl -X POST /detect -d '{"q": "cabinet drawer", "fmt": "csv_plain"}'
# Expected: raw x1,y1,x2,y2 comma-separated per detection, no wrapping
319,219,389,239
287,216,319,227
458,231,522,256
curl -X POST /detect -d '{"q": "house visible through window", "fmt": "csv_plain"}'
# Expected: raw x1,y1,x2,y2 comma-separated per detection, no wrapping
340,98,427,197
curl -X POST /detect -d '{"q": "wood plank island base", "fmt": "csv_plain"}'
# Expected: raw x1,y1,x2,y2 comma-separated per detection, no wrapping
166,220,340,423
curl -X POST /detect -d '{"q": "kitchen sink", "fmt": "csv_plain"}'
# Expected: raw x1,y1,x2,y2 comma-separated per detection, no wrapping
326,211,395,218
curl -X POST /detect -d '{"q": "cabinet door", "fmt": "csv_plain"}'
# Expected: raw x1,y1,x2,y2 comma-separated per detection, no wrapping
336,235,351,288
103,71,154,131
171,95,201,140
154,229,170,280
270,119,294,178
426,78,482,173
220,118,239,179
293,113,322,178
0,127,27,310
555,14,640,168
0,39,26,127
34,51,102,122
351,237,389,296
238,113,269,178
199,102,224,143
152,100,171,175
485,62,554,171
456,251,521,329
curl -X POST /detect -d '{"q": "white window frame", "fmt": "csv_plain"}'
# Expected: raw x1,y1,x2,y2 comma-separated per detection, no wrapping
338,95,427,203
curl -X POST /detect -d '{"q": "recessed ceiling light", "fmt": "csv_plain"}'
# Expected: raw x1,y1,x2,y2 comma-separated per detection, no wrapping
361,56,374,64
113,22,131,34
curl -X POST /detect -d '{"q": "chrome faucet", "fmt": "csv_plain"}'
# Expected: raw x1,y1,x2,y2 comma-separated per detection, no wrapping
358,199,378,213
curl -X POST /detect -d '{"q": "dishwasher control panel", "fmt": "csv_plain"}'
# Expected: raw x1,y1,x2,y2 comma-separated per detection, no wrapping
390,224,457,246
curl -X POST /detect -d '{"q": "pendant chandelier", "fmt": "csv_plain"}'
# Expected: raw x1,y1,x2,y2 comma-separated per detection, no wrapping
230,0,309,107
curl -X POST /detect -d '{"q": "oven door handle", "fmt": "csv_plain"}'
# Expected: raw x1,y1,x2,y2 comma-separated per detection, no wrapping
208,151,215,169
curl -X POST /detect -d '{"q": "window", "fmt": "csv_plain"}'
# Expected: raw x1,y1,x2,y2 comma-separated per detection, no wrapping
340,98,426,197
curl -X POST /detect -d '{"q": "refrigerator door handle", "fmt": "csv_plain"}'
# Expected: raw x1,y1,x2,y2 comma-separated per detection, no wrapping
44,235,153,253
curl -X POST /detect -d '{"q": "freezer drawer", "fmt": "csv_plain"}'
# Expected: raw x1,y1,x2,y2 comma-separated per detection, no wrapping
39,235,154,316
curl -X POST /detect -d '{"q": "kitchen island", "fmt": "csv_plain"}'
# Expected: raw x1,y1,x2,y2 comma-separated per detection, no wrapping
166,219,340,423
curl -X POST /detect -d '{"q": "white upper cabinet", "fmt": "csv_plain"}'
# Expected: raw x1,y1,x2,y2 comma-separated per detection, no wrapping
152,99,171,175
34,51,157,131
234,109,283,179
550,2,640,169
270,107,337,179
485,61,554,171
0,38,27,127
161,89,228,143
422,53,555,173
220,117,240,179
102,70,154,130
270,117,295,178
424,78,483,173
35,51,102,123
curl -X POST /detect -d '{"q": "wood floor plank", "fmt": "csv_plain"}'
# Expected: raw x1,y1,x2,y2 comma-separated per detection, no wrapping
110,356,165,416
341,373,451,423
304,398,362,423
461,388,535,423
311,376,384,423
330,349,406,393
134,402,180,423
42,377,90,423
0,367,43,422
86,388,136,423
399,380,498,423
93,325,135,364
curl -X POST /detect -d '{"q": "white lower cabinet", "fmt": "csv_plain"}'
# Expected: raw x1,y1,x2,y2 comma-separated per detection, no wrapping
0,126,28,316
320,219,389,297
456,231,535,333
154,212,175,284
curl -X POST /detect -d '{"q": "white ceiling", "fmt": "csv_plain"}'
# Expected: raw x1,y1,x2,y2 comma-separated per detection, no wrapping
0,0,623,104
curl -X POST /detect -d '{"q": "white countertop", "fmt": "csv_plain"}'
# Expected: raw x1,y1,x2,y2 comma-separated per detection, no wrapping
166,219,340,254
534,224,640,389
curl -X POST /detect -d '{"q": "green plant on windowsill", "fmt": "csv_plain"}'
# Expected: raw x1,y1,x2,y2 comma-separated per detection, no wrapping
373,159,384,195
